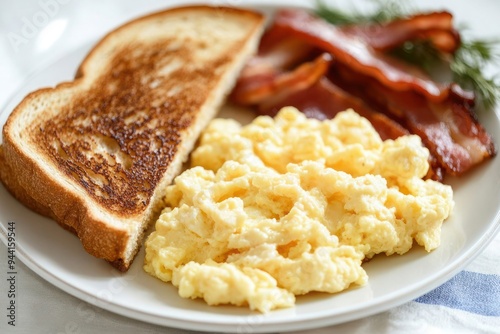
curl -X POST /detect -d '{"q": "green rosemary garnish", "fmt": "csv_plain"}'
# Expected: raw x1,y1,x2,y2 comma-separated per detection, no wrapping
315,0,500,109
452,39,500,109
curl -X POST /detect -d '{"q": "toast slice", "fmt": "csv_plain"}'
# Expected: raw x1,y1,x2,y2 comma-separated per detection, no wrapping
0,5,264,271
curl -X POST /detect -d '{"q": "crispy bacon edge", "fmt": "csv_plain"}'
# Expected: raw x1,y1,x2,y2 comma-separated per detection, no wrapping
230,9,496,180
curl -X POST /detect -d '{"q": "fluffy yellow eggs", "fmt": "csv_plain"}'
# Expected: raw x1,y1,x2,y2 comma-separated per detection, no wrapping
144,107,454,312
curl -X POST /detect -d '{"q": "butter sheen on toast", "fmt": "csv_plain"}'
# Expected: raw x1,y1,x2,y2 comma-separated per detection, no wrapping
0,6,265,271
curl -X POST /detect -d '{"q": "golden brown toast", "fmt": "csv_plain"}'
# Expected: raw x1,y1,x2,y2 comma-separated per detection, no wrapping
0,5,264,271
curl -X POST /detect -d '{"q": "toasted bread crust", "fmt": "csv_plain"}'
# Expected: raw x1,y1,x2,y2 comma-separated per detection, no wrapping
0,5,264,271
1,143,131,267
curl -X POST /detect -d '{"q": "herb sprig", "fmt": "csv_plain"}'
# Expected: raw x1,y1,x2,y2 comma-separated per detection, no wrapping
452,39,500,109
315,0,500,109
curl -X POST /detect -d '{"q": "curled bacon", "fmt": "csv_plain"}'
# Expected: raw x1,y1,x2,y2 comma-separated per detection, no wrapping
230,32,318,106
255,71,443,180
269,9,452,102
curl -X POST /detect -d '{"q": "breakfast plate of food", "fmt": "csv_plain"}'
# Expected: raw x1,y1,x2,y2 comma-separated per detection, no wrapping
0,0,499,332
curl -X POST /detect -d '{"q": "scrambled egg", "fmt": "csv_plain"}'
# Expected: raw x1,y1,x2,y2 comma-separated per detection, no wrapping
144,107,454,313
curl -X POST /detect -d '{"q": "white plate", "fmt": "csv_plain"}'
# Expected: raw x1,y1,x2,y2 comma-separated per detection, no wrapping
1,0,500,332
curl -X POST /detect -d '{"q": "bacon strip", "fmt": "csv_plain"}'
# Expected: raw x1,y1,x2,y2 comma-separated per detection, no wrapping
269,9,452,102
230,9,496,178
231,52,332,105
229,29,318,106
343,11,460,54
